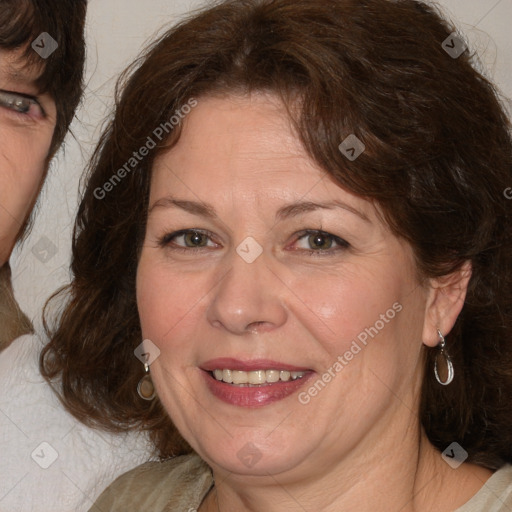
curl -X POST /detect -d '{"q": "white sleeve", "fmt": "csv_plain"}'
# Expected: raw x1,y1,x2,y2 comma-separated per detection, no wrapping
0,334,153,512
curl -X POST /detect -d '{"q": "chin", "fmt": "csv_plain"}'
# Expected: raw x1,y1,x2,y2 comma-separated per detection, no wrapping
196,433,313,478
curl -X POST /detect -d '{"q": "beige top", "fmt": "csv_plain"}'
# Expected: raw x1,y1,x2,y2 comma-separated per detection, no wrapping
90,454,512,512
0,264,32,352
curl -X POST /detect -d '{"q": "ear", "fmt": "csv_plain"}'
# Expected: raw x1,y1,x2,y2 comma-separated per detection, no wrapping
422,261,472,347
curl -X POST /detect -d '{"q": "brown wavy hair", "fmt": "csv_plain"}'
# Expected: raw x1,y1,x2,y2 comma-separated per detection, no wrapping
41,0,512,468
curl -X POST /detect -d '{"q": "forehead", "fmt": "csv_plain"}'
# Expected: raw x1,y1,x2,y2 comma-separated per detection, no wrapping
152,94,312,188
150,94,378,221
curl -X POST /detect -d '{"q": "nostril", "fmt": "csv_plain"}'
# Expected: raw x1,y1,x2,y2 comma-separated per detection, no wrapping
246,321,266,333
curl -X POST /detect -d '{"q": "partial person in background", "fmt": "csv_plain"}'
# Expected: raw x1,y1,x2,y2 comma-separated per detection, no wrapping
0,0,84,348
41,0,512,511
0,2,152,511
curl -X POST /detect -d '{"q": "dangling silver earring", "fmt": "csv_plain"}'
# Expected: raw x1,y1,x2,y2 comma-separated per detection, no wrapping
137,362,156,400
434,329,454,386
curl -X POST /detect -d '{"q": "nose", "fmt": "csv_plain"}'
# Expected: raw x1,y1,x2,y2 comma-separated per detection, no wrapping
206,251,288,335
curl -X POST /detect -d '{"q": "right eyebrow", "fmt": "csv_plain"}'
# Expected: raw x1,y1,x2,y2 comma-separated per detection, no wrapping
148,197,218,219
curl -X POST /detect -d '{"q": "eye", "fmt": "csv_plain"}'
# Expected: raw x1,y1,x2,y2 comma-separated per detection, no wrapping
158,229,219,251
292,230,349,254
0,90,45,119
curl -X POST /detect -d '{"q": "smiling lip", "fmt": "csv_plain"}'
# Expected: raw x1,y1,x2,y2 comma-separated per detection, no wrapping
201,358,310,372
201,358,314,407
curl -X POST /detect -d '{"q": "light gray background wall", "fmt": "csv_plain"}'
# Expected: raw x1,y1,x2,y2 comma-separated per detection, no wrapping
12,0,512,334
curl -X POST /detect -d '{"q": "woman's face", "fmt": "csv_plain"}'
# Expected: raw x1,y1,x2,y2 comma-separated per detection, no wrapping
0,49,57,265
137,93,437,479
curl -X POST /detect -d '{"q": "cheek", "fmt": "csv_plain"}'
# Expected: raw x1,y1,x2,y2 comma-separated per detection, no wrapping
0,128,50,201
291,267,425,424
280,261,408,359
136,254,212,343
0,129,51,261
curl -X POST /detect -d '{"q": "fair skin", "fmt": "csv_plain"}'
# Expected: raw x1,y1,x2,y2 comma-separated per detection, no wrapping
137,93,492,512
0,49,56,265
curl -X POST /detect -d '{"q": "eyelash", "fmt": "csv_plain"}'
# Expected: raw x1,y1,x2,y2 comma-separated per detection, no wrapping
291,229,350,255
158,229,349,256
159,229,218,253
0,90,45,119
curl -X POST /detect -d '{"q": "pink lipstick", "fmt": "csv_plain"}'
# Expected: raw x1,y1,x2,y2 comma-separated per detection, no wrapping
201,358,314,407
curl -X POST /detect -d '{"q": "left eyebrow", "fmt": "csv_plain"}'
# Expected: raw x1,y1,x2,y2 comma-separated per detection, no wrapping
276,200,370,222
2,60,40,91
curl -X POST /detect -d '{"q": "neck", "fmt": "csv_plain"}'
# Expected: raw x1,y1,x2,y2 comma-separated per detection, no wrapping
0,263,33,351
203,414,492,512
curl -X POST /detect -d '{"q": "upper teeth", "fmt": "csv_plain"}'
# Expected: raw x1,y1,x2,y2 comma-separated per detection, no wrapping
213,369,306,385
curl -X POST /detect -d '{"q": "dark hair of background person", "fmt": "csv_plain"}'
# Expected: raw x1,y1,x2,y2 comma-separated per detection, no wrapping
41,0,512,469
0,0,87,159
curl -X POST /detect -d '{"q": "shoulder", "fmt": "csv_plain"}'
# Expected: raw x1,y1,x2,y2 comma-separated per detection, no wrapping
0,334,53,426
0,265,32,351
91,453,213,512
457,464,512,512
0,332,36,372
